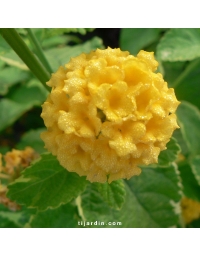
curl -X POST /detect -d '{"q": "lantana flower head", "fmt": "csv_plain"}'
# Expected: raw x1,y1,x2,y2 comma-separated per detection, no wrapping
41,47,180,183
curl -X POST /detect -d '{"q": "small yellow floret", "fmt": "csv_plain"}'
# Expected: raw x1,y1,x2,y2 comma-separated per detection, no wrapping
181,197,200,224
41,48,180,183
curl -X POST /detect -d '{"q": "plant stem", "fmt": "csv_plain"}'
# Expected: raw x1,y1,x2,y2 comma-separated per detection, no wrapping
26,28,53,74
0,28,51,91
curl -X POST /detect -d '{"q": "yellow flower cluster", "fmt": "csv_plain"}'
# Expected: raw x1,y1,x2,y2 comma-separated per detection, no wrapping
0,147,38,178
181,197,200,224
0,147,38,210
41,48,180,183
0,184,20,211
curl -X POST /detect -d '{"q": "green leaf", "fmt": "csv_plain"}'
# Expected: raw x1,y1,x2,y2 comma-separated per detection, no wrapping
0,98,27,132
0,50,28,70
7,153,88,211
0,59,5,69
0,34,11,54
173,129,190,157
30,202,80,228
42,35,79,49
0,210,23,227
80,164,182,228
190,155,200,186
0,146,10,154
187,218,200,228
162,61,186,87
176,101,200,155
9,79,48,103
46,28,94,37
158,137,181,166
0,79,48,132
0,215,20,228
0,66,29,95
124,164,182,227
0,204,35,227
45,36,104,71
172,58,200,109
96,179,126,210
16,128,46,154
120,28,161,55
30,28,82,49
157,28,200,62
178,162,200,202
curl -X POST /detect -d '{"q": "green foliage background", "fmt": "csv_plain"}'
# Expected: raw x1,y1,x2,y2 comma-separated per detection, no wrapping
0,28,200,228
